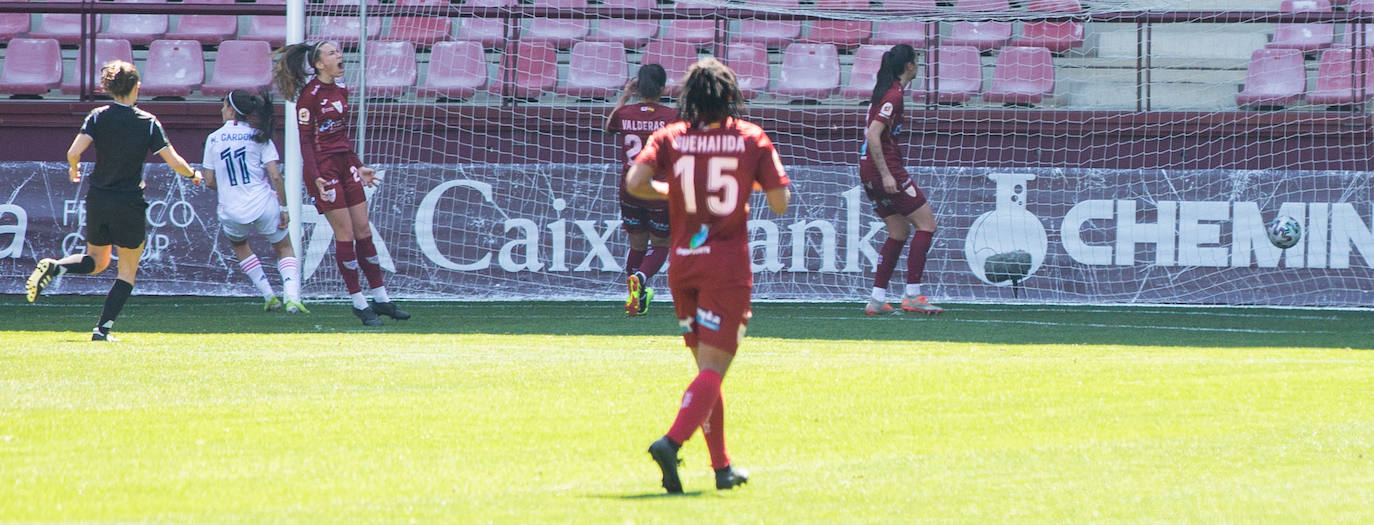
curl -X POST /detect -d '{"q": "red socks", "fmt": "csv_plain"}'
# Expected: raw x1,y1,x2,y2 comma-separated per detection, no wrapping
334,240,362,294
639,246,668,280
626,248,646,275
355,236,385,289
702,393,730,469
907,230,933,286
872,237,906,290
665,369,723,445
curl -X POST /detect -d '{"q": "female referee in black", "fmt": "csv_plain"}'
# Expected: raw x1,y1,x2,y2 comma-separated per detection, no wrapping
25,60,203,341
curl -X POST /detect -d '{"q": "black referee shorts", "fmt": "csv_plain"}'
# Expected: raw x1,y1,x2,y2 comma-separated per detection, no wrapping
85,194,148,249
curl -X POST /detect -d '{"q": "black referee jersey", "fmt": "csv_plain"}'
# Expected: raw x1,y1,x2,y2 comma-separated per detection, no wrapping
79,102,170,196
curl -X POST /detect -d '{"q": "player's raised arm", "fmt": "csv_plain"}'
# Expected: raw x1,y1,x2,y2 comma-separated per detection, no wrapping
66,133,92,183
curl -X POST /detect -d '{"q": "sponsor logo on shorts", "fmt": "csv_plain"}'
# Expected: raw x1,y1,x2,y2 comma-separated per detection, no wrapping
696,307,721,331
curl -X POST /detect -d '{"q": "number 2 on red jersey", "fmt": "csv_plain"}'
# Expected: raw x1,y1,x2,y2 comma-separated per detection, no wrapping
673,155,739,216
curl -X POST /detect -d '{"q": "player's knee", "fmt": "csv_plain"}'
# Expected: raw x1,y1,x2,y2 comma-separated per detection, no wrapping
650,235,670,248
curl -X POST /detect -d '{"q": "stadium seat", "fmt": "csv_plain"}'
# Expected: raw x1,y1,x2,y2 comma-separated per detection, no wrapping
641,40,700,95
60,39,133,95
139,40,205,98
1235,48,1307,109
588,0,658,49
840,44,892,99
30,14,100,46
381,0,454,47
0,38,62,97
364,41,417,98
869,0,936,48
166,0,239,46
945,0,1012,52
911,45,982,104
805,0,872,50
735,0,804,47
491,41,558,99
99,0,167,47
556,41,627,99
457,0,516,48
775,43,840,100
243,16,287,48
0,12,29,44
725,42,770,99
666,0,717,45
524,0,590,49
1306,48,1374,104
418,41,487,100
1268,0,1335,54
981,45,1055,105
202,40,273,97
313,0,383,47
1338,0,1374,48
1013,0,1084,54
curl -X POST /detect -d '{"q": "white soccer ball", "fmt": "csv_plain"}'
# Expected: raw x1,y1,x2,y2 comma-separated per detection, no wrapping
1267,215,1302,250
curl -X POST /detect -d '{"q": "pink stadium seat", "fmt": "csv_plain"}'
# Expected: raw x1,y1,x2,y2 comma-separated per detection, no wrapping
1013,0,1084,54
911,45,982,104
1235,48,1307,108
805,0,872,50
666,0,717,45
725,42,770,99
492,41,558,99
869,0,935,48
61,39,133,95
166,0,238,46
418,41,487,100
380,0,454,47
0,13,28,44
946,0,1012,52
364,41,417,98
736,0,803,47
982,45,1055,105
139,40,204,98
841,44,892,99
0,38,62,96
203,40,273,97
30,14,100,46
1338,0,1374,48
457,0,516,48
100,0,167,47
556,41,627,98
775,43,840,100
1268,0,1334,54
243,16,287,47
641,40,699,95
589,0,658,49
525,0,590,49
1306,48,1374,104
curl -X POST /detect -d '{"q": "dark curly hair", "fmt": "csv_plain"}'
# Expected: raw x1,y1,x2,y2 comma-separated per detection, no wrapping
677,57,743,125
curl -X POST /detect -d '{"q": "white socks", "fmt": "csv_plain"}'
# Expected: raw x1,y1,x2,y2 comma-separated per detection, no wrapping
871,287,887,303
277,256,300,302
350,292,369,310
371,285,391,304
238,254,275,300
905,283,921,298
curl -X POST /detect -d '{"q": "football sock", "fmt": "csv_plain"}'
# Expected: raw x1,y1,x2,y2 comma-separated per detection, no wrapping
350,292,369,310
626,248,646,275
907,230,933,287
872,237,906,293
371,285,391,304
335,240,362,294
355,236,386,289
665,369,723,444
57,254,96,275
237,254,275,300
278,257,300,302
96,279,133,335
702,393,730,470
871,287,887,303
640,246,668,281
905,283,921,298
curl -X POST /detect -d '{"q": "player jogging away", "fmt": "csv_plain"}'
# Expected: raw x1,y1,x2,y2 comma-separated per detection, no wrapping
203,88,307,314
605,64,679,317
272,41,409,326
859,44,942,316
627,57,791,494
25,60,204,341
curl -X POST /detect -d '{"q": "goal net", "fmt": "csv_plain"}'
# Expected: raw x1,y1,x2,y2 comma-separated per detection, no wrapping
292,0,1374,306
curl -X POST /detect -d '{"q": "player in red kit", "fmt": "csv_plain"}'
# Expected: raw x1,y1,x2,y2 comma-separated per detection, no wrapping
859,44,942,315
271,41,410,326
604,64,679,317
627,57,791,494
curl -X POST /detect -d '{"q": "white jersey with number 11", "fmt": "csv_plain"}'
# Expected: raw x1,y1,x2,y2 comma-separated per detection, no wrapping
204,121,281,224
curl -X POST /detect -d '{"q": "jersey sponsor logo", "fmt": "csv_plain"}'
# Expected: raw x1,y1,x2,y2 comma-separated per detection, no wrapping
640,106,655,112
878,101,894,118
675,245,712,256
298,108,310,125
318,119,343,134
672,135,745,154
696,307,721,331
331,101,344,114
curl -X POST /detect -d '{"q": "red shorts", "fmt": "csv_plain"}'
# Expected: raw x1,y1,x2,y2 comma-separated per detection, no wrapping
308,152,367,213
860,171,927,218
671,281,752,354
620,200,670,237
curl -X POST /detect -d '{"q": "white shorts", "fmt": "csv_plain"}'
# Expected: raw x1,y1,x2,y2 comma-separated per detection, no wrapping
221,207,287,244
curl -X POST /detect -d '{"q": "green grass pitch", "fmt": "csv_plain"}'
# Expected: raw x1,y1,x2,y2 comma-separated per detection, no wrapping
2,296,1372,522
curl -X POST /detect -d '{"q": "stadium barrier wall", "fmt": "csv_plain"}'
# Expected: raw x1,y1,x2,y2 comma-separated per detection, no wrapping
2,161,1370,306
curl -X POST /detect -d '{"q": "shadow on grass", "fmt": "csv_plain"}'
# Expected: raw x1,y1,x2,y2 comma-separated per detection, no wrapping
592,491,707,499
4,295,1372,349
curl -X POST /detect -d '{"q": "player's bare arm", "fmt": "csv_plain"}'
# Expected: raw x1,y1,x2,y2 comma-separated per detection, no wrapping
66,134,92,183
865,120,897,193
157,145,203,185
626,162,668,201
265,160,288,228
604,77,637,133
766,187,790,215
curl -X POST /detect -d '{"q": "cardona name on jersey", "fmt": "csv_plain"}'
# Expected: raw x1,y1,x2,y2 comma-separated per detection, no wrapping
673,135,745,154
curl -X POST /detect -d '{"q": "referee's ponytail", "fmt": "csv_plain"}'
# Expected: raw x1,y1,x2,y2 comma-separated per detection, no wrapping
227,89,276,144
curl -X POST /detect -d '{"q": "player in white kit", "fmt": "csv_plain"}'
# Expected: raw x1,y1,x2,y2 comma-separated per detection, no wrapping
204,89,306,313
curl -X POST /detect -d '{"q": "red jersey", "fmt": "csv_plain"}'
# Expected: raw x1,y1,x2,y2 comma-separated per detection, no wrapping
295,78,354,182
635,118,790,288
608,102,678,207
858,80,907,182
